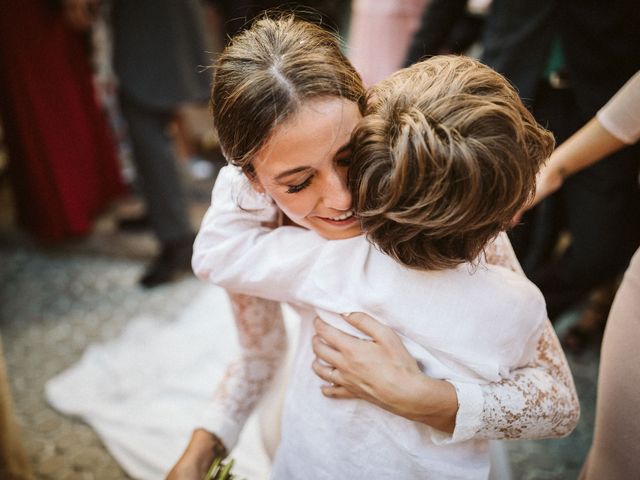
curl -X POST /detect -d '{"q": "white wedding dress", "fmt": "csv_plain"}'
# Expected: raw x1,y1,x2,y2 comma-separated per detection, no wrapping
46,233,578,480
46,284,296,480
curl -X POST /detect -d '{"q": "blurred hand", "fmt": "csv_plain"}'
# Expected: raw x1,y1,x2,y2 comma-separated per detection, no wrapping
166,429,227,480
62,0,98,31
312,313,457,432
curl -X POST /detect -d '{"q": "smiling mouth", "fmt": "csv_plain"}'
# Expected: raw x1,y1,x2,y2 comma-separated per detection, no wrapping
318,210,358,225
328,210,354,221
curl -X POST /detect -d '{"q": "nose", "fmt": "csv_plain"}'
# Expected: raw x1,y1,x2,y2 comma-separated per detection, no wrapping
322,167,352,211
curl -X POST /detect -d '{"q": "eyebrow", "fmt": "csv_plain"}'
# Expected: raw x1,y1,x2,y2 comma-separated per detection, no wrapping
273,142,352,182
274,166,312,182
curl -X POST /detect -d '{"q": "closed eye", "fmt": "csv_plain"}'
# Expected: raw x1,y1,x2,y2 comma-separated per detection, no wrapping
336,155,352,167
335,146,352,168
286,176,312,194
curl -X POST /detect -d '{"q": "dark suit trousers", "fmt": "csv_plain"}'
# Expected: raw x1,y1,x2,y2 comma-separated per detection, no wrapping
120,96,193,244
509,83,640,319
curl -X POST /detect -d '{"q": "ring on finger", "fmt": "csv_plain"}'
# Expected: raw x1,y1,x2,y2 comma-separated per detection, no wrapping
329,367,337,386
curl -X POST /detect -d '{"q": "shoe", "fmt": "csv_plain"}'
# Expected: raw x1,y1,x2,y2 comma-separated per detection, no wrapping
561,324,599,355
561,280,619,354
118,213,151,232
140,236,195,288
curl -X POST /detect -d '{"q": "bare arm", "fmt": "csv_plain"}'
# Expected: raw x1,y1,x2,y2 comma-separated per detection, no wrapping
527,118,626,209
526,71,640,211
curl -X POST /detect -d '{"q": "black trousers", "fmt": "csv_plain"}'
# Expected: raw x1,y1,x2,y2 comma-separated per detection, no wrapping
120,95,193,244
509,82,640,319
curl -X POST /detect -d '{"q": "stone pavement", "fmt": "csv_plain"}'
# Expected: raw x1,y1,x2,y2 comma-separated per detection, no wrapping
0,171,600,480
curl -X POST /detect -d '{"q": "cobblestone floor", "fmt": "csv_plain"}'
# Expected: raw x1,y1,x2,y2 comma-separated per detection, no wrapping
0,171,600,480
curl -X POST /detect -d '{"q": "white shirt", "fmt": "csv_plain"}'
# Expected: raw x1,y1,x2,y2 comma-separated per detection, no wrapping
193,166,547,479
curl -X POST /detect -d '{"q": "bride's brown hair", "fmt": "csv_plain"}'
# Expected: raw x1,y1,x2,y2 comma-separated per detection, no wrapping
350,55,555,270
211,14,366,176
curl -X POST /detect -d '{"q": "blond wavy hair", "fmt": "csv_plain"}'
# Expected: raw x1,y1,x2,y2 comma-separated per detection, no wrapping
350,55,555,270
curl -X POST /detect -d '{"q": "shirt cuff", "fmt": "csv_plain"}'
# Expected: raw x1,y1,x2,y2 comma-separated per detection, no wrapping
430,381,484,445
596,109,637,145
196,405,243,453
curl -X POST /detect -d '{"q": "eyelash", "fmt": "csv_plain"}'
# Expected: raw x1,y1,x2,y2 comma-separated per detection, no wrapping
285,155,352,194
337,156,352,167
286,177,312,194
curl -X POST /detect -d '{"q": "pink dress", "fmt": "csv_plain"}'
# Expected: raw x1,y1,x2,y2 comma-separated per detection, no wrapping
347,0,430,86
582,71,640,480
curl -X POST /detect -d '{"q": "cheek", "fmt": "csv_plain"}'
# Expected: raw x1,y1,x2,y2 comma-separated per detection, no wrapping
268,190,314,224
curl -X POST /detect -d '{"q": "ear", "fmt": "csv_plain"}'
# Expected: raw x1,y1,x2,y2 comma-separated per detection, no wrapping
244,170,266,194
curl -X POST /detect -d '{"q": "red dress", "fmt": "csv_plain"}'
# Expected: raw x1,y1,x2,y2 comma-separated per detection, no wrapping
0,1,124,241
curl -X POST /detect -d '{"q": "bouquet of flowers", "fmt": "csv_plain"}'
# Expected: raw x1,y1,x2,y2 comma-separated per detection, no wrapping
203,457,244,480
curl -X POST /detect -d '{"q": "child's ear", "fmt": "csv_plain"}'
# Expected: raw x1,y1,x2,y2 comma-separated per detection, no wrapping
244,171,266,195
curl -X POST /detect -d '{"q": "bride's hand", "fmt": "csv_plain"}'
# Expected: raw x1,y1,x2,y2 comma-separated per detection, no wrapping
166,429,227,480
312,313,458,433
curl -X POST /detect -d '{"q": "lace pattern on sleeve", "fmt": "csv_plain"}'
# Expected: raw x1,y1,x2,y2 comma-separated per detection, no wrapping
204,293,287,449
482,233,526,275
476,233,580,439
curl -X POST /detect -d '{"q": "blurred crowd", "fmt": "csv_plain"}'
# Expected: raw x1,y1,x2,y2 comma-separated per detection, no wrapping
1,0,638,479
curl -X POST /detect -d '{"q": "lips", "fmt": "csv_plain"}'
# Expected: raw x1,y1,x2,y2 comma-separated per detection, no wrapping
317,210,358,228
327,210,354,221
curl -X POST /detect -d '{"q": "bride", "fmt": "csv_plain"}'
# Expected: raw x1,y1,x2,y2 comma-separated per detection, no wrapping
168,13,579,480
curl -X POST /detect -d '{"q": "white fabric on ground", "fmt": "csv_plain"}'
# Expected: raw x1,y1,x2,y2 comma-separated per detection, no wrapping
45,284,299,480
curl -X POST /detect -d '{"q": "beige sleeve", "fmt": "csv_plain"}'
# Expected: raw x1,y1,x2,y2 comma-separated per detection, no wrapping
597,71,640,144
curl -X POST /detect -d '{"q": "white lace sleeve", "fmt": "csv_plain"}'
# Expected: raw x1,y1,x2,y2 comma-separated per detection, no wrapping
450,232,580,440
198,293,287,451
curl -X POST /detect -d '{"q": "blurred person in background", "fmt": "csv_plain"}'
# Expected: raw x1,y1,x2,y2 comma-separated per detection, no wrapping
347,0,429,86
0,1,124,476
108,0,211,288
0,0,124,243
404,0,490,66
65,0,213,287
205,0,348,39
480,0,640,350
521,71,640,480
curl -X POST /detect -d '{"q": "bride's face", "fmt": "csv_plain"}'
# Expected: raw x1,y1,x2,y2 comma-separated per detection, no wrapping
249,97,363,240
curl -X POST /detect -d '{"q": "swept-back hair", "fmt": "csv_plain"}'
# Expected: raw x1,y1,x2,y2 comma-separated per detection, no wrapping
350,55,555,270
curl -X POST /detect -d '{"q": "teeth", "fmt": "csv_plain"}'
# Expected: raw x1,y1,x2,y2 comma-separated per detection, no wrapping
329,210,354,221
